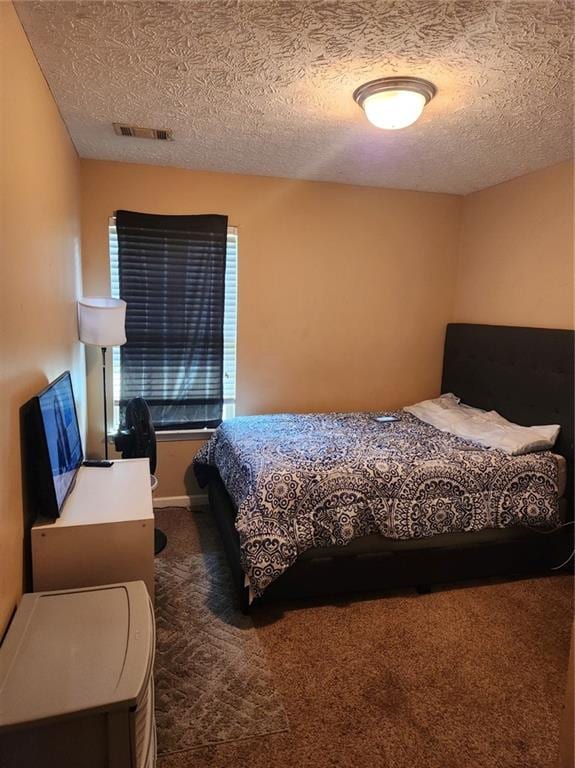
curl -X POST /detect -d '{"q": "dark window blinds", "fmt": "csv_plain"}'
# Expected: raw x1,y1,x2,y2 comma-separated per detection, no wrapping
116,210,228,430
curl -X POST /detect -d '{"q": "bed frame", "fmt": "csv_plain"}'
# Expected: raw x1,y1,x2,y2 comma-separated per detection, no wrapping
207,323,574,612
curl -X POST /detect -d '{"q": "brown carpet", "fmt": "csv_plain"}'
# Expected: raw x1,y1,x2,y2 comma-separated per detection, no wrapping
155,507,573,768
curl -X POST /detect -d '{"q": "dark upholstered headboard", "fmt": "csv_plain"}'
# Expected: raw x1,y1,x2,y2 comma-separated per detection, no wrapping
442,323,574,504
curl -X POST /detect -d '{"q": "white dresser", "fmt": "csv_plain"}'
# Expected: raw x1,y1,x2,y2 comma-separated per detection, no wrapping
31,458,155,599
0,581,156,768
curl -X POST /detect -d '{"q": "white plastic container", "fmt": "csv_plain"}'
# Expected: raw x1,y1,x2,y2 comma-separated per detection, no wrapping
0,581,156,768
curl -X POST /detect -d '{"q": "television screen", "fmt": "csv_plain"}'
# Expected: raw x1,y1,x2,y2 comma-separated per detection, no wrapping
37,372,83,512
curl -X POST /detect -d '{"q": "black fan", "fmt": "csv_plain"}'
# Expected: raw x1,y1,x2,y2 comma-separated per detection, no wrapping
114,398,166,555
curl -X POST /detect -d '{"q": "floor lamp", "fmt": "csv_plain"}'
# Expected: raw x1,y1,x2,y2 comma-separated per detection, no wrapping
78,297,127,460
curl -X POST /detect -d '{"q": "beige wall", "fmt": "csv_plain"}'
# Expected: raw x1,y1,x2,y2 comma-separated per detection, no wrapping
80,160,462,494
0,2,85,635
453,161,574,329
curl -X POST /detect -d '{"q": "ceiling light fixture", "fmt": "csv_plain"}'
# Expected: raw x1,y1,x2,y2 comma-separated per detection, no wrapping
353,76,436,130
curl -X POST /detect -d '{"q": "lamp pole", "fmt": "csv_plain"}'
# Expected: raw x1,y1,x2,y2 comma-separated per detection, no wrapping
102,347,109,460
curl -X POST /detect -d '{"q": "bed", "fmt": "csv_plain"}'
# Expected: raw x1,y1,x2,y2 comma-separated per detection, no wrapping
195,323,574,611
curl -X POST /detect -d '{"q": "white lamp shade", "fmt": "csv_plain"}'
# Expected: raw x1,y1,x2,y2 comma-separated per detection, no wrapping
78,297,127,346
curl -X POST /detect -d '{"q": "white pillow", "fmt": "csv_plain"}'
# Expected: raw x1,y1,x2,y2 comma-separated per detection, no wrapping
404,393,560,455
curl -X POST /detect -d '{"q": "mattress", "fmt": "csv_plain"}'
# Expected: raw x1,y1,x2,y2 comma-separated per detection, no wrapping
194,412,563,597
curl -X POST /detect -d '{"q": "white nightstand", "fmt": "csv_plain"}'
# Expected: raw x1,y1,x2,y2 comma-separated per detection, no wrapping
31,458,155,599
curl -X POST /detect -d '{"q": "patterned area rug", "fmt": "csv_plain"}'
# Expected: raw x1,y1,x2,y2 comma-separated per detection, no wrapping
154,547,289,757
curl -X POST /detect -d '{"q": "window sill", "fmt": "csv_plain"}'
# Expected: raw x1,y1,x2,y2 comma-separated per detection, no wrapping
156,429,215,442
108,428,214,443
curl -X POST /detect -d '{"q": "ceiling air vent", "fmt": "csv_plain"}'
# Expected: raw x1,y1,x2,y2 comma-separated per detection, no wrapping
113,123,173,141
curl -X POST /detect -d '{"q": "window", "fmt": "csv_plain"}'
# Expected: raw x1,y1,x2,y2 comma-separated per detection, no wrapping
109,217,237,431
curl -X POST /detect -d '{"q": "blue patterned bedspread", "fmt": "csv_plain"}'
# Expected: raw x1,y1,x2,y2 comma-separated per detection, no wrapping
193,412,560,597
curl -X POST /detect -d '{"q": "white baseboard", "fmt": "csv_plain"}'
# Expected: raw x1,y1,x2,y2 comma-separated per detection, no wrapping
153,494,208,510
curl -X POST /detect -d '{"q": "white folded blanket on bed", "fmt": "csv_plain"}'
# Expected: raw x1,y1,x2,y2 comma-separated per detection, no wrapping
404,393,560,455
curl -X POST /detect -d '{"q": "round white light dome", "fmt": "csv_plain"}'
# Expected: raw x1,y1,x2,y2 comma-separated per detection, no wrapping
363,89,427,130
353,77,436,131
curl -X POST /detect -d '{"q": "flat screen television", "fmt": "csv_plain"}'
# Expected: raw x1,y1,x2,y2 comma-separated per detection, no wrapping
24,371,84,520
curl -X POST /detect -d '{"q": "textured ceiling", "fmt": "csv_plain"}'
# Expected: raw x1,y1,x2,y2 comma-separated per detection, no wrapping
16,0,574,194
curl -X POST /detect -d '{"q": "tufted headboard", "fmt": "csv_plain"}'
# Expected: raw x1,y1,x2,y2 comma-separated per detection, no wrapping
441,323,574,506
